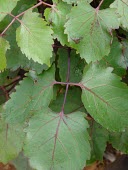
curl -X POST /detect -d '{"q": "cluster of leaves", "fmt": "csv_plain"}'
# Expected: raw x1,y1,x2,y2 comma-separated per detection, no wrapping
0,0,128,169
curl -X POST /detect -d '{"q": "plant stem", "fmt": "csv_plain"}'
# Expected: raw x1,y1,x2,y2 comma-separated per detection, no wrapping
54,81,81,87
16,1,53,18
96,0,104,11
61,48,71,112
0,1,53,36
0,18,15,36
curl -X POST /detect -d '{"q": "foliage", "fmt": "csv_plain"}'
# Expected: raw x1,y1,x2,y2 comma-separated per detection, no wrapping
0,0,128,169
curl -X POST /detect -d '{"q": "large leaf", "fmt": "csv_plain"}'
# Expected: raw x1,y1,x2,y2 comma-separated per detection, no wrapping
0,37,10,71
24,108,90,170
65,1,119,63
110,0,128,30
81,63,128,131
0,0,19,22
3,67,55,124
0,119,25,163
16,10,53,66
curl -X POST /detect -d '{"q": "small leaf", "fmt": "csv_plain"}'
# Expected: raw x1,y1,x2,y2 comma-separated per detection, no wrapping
0,119,25,163
0,0,19,22
3,67,55,124
58,49,85,82
110,0,128,30
12,152,33,170
16,10,53,66
81,63,128,131
65,1,119,63
121,40,128,68
100,36,127,76
44,2,71,45
89,122,109,161
109,129,128,154
6,26,48,73
50,87,86,114
24,108,90,170
0,37,10,71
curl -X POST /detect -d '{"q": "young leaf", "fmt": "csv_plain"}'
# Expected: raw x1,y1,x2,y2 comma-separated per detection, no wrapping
0,0,19,22
24,108,90,170
3,67,55,124
6,26,48,73
110,0,128,30
0,119,25,163
44,2,71,45
0,37,10,71
65,1,119,63
16,10,53,66
81,63,128,132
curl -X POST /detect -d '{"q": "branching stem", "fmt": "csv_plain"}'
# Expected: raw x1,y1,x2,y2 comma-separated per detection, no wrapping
0,0,53,36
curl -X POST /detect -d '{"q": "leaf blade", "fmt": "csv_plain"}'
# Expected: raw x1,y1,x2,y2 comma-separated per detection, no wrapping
0,0,19,22
24,109,90,170
16,10,53,66
0,37,10,71
81,63,128,131
65,2,119,62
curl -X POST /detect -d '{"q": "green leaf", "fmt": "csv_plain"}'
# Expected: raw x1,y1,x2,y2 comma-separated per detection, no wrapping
3,67,55,124
110,0,128,30
65,2,119,63
0,70,10,85
100,0,115,9
0,119,25,163
16,10,53,66
6,26,48,73
109,129,128,154
100,36,127,76
24,108,90,170
89,122,109,161
121,39,128,68
62,0,92,5
58,49,85,82
81,63,128,131
50,87,86,114
0,37,10,71
44,2,71,45
12,152,34,170
0,0,19,22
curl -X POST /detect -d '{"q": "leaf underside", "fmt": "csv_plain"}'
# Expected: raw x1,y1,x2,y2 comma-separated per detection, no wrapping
16,10,53,66
65,1,119,63
24,109,90,170
81,63,128,131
